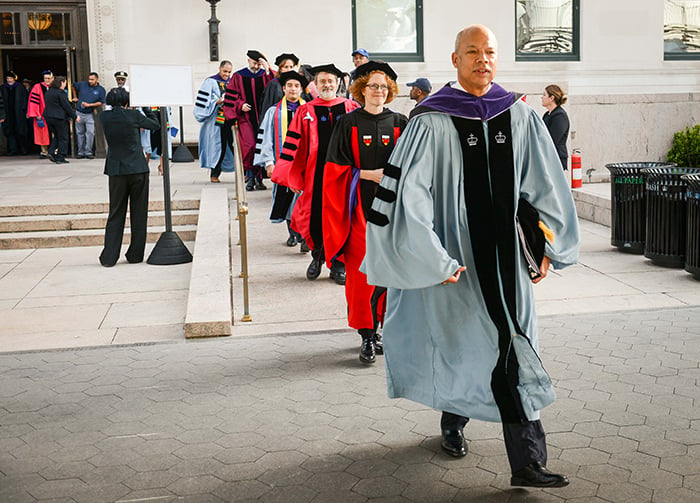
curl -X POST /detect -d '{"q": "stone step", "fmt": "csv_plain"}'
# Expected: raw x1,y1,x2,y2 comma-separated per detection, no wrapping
0,199,200,217
0,225,197,249
0,210,199,233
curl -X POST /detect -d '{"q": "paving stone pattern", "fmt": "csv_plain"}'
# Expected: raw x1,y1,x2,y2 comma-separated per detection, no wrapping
0,307,698,502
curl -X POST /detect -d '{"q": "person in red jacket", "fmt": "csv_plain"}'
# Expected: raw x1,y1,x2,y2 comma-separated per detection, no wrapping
26,70,53,159
271,64,359,285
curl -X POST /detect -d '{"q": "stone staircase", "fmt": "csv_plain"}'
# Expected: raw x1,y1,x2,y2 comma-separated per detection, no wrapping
0,200,199,249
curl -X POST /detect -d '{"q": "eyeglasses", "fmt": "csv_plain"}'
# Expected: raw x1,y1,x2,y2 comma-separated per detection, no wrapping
366,84,389,91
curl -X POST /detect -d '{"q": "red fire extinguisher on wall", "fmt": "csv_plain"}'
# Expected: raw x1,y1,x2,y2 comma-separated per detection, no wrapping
571,149,582,188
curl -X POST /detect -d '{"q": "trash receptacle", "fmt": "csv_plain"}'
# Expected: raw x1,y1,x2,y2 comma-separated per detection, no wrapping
641,166,700,267
682,173,700,279
605,162,676,253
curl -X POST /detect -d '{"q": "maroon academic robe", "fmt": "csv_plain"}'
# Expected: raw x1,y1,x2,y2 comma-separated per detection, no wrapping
223,68,273,179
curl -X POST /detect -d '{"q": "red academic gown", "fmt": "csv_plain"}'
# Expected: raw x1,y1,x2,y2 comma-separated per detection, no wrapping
271,96,359,251
27,83,50,146
223,68,273,179
322,107,407,330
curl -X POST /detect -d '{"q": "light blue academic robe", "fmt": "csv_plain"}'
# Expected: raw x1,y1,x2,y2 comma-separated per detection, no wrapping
362,95,580,423
254,98,302,222
194,77,234,172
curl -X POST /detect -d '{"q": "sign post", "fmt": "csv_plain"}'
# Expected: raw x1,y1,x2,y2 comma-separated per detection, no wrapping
129,64,194,265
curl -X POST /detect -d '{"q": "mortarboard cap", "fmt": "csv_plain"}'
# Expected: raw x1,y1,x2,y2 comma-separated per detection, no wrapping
41,70,53,76
354,60,397,82
246,50,267,62
351,48,370,58
278,70,308,89
274,53,299,67
309,64,344,79
406,77,432,93
5,70,17,80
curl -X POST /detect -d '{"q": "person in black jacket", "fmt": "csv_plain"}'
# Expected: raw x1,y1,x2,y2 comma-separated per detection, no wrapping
541,84,570,171
0,71,30,155
98,87,160,267
44,76,77,163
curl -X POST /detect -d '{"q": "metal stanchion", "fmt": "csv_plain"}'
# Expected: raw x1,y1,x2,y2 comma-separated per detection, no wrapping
147,107,193,265
172,106,194,163
231,122,252,322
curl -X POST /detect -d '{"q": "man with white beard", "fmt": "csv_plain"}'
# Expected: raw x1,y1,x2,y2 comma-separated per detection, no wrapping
271,64,359,285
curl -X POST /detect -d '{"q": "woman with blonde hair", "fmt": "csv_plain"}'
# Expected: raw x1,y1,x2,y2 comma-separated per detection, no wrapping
323,61,408,364
541,84,570,170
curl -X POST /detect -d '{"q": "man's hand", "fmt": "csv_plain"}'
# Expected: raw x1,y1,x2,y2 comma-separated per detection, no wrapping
260,58,270,73
266,163,274,178
442,266,466,285
216,96,225,105
532,255,551,284
360,169,383,184
241,103,252,112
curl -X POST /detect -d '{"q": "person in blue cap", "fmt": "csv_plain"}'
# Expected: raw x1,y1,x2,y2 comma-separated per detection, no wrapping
406,77,432,105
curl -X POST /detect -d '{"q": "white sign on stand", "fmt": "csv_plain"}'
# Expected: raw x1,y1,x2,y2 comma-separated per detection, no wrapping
128,64,193,106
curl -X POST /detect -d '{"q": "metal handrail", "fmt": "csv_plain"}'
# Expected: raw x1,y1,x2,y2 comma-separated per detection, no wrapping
231,122,252,322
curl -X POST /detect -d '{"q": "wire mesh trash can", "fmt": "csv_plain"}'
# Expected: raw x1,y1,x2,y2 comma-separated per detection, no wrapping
641,166,700,267
605,162,676,253
682,173,700,279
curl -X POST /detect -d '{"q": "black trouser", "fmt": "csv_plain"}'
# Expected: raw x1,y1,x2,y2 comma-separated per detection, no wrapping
100,173,149,266
211,121,234,178
46,117,69,161
441,411,547,473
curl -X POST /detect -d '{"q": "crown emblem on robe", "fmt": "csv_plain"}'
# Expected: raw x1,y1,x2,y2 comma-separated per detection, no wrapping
381,135,390,146
467,134,478,147
495,131,506,144
363,135,372,146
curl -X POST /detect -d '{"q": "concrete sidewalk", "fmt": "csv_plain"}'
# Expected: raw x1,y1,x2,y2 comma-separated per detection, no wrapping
0,307,698,502
1,156,700,351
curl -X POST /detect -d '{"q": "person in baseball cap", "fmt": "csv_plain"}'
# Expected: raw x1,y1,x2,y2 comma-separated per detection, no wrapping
351,48,370,68
406,77,432,105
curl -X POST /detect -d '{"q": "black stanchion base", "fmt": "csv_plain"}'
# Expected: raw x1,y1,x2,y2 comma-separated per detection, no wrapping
172,144,195,163
147,231,193,265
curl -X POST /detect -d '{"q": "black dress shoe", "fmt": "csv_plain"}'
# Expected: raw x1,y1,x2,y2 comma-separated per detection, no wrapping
359,336,376,364
76,154,86,159
286,235,297,247
245,178,255,191
87,155,95,160
300,241,310,253
306,255,322,280
329,261,346,285
511,462,569,488
373,333,383,355
329,268,345,285
441,429,467,457
255,180,267,190
47,154,56,163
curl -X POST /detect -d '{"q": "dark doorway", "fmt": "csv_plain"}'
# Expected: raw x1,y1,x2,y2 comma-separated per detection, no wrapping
3,49,67,84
